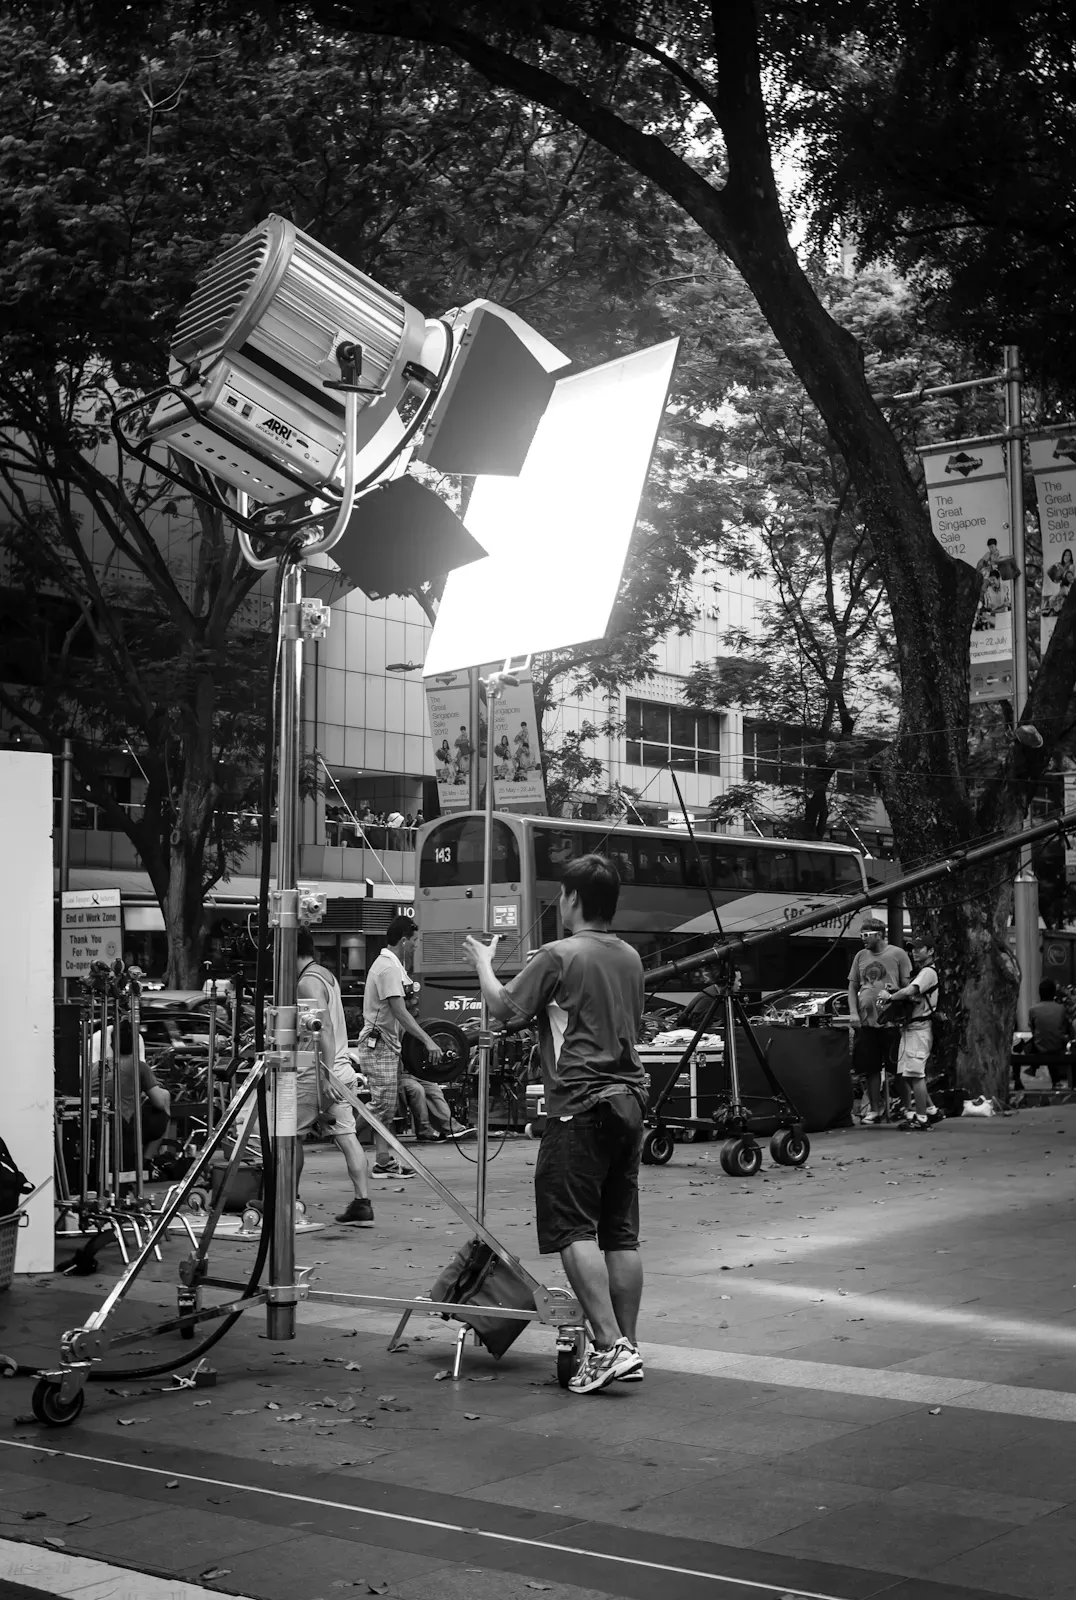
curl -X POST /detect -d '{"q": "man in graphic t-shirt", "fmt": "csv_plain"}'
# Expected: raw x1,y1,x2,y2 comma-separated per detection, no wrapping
464,853,647,1397
847,918,911,1123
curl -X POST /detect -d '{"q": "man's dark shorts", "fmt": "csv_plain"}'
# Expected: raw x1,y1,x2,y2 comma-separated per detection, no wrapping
535,1092,643,1255
853,1026,896,1077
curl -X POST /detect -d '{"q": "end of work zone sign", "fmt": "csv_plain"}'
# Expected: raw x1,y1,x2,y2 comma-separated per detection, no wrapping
60,888,123,979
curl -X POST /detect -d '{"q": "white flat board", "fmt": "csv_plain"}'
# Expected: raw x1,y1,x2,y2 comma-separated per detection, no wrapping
0,752,54,1270
423,339,679,676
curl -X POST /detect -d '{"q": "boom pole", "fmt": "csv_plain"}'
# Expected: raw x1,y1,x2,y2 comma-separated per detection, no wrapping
645,807,1076,989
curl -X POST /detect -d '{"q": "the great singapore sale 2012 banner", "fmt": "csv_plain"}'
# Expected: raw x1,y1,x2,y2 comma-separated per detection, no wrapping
1030,429,1076,653
920,440,1013,704
424,664,547,814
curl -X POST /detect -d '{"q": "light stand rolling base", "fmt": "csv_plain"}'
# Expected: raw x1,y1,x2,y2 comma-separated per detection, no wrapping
28,1055,586,1426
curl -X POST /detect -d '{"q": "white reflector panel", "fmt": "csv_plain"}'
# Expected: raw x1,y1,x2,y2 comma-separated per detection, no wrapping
422,339,679,676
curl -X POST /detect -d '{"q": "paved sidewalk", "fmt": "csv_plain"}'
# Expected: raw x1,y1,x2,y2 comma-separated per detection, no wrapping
2,1106,1076,1599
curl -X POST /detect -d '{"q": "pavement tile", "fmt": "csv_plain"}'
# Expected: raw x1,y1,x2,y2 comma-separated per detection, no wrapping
50,1505,297,1571
197,1531,444,1597
350,1423,585,1493
761,1503,1008,1576
0,1482,157,1536
600,1464,879,1547
883,1482,1064,1526
464,1450,727,1519
928,1510,1076,1598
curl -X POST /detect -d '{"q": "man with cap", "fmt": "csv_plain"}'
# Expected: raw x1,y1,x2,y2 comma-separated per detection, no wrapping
847,918,911,1123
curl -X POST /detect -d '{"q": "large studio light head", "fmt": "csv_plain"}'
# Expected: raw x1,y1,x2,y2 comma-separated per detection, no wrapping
139,217,568,522
142,214,446,503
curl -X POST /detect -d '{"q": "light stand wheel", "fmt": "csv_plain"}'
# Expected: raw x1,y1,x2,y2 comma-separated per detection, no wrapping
31,1378,85,1427
720,1137,762,1177
642,1128,675,1166
770,1128,810,1167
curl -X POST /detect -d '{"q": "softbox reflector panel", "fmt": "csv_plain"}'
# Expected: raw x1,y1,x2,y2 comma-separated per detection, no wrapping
423,339,679,676
416,306,558,477
329,475,487,599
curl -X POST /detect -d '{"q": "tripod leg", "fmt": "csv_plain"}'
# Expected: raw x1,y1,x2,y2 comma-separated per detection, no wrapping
388,1310,412,1352
451,1324,469,1380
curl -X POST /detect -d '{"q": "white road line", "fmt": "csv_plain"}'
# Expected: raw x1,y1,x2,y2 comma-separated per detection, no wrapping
0,1535,257,1599
0,1440,863,1600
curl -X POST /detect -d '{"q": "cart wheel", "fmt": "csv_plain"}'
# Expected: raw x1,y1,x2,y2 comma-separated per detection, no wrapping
186,1188,208,1214
31,1378,84,1427
643,1129,675,1166
721,1137,762,1177
240,1205,262,1231
556,1333,584,1389
770,1128,811,1167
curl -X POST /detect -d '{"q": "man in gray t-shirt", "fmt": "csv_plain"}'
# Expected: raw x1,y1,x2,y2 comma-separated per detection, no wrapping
847,918,911,1123
465,853,646,1396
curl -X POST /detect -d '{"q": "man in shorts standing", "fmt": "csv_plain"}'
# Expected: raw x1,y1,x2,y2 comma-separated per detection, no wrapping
847,918,911,1122
885,935,940,1132
296,928,375,1226
464,853,647,1396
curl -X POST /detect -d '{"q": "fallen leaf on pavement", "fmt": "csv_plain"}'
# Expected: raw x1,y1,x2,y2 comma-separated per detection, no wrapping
200,1569,231,1581
463,1413,481,1421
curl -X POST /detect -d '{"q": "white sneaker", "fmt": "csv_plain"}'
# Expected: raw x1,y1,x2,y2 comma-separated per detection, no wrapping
614,1337,644,1383
860,1111,880,1125
568,1338,642,1395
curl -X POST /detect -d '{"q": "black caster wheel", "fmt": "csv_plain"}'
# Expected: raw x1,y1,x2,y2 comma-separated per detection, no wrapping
240,1205,262,1231
186,1189,208,1214
31,1378,85,1427
556,1335,584,1390
642,1129,675,1166
770,1128,811,1167
721,1137,763,1177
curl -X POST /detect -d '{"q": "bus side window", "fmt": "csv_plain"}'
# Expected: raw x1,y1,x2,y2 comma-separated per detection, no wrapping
605,843,635,883
533,829,583,879
634,839,685,886
760,851,795,892
795,852,834,893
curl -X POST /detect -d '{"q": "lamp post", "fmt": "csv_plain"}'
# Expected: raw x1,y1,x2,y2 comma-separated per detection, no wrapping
1004,346,1040,1028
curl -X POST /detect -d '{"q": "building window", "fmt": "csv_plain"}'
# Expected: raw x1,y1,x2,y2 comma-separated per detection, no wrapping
742,721,807,786
625,698,721,775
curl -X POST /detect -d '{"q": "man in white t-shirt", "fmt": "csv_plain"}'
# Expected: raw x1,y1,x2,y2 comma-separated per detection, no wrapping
359,915,443,1178
296,929,374,1226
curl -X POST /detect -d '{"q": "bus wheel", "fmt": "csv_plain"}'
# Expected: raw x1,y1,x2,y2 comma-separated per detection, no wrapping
721,1137,762,1177
642,1129,674,1166
770,1128,810,1167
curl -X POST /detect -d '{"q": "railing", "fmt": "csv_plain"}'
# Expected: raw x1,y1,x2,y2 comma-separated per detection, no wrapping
54,798,418,855
325,820,418,852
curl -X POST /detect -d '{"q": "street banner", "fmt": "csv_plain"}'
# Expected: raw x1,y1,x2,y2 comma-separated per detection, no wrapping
60,888,123,979
1029,429,1076,653
1065,774,1076,875
424,671,475,813
488,664,547,812
921,440,1013,704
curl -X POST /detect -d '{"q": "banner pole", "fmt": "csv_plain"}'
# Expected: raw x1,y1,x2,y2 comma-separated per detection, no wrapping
1006,344,1040,1028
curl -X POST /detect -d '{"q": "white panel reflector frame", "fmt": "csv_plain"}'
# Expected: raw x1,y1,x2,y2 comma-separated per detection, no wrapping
423,339,679,677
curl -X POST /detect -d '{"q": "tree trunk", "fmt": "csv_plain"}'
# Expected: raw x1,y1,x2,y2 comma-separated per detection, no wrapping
163,845,207,989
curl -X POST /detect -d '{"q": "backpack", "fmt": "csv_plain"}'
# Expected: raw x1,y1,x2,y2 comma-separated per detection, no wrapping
876,981,937,1029
0,1136,33,1219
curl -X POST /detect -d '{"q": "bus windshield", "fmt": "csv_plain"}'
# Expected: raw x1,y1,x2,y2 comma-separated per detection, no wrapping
419,816,520,888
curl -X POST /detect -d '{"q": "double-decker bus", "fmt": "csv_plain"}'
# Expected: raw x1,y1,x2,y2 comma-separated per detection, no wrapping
413,811,869,1023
